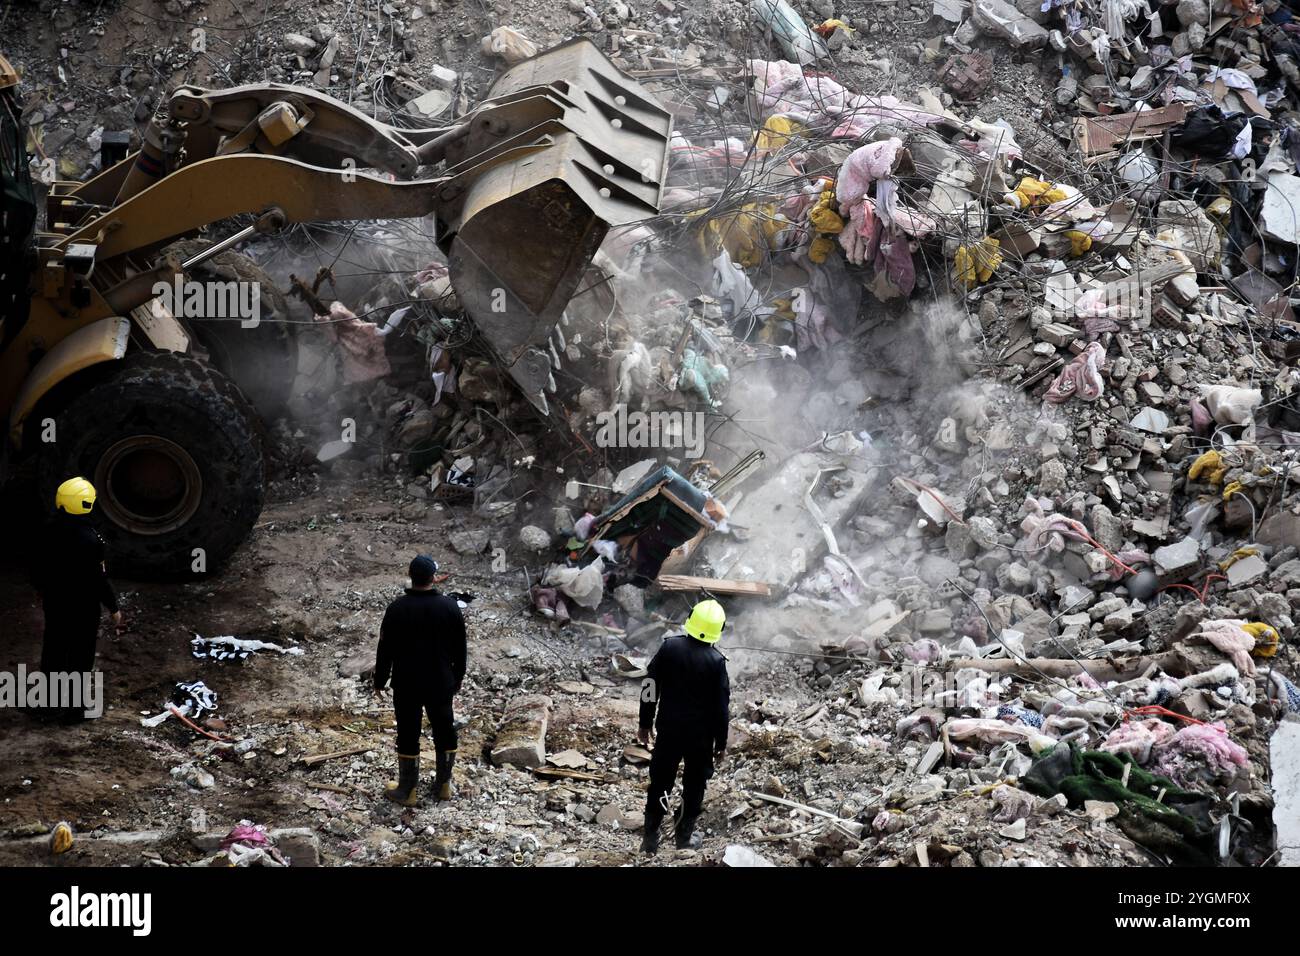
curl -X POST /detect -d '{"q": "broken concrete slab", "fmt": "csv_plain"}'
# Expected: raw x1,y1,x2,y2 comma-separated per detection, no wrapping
491,694,552,769
700,452,871,590
1258,510,1300,549
1226,553,1268,587
1153,536,1200,576
1261,173,1300,244
1271,717,1300,867
971,0,1049,49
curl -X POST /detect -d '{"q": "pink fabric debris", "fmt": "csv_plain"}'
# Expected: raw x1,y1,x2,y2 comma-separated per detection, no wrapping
835,138,902,211
1101,718,1177,764
221,824,271,851
1083,315,1120,337
1195,619,1256,675
529,586,570,624
1190,397,1213,434
1152,721,1249,786
791,286,841,351
1045,341,1106,403
1020,495,1088,552
877,230,916,296
839,197,881,265
315,302,392,384
902,639,942,663
874,179,935,238
748,59,942,137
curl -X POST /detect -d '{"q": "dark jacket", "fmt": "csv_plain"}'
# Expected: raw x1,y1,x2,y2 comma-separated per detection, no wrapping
33,512,118,614
374,588,467,698
639,633,730,751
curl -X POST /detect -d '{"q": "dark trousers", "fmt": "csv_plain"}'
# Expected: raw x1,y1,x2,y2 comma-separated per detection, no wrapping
393,688,456,755
644,732,714,826
39,600,100,722
40,599,100,673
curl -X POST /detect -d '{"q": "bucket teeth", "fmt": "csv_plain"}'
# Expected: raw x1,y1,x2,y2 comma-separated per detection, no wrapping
553,326,566,352
549,341,562,369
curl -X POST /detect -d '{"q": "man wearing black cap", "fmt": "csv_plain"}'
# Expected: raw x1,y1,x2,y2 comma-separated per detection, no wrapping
374,554,467,806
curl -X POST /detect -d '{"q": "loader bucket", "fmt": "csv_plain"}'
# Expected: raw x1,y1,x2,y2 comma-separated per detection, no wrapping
440,39,671,414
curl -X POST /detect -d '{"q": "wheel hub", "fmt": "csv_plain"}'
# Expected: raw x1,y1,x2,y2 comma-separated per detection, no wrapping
95,435,203,535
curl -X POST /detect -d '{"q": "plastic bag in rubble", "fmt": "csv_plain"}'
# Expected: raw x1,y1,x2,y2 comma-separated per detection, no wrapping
480,26,537,64
1196,384,1262,427
712,249,761,316
944,717,1056,751
1116,151,1160,202
750,0,828,65
543,557,605,609
723,845,776,867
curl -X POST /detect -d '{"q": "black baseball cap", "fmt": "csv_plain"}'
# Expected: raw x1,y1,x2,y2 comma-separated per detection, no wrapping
409,554,439,585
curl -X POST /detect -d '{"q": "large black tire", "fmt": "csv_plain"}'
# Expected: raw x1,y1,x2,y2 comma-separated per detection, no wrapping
36,352,265,579
164,239,298,418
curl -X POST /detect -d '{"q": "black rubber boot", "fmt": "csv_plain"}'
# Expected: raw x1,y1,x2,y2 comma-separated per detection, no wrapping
674,813,702,850
641,811,664,855
431,749,457,801
383,754,419,806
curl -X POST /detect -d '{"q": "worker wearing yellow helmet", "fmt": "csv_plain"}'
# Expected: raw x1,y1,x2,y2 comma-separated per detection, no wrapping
636,598,731,854
32,477,123,722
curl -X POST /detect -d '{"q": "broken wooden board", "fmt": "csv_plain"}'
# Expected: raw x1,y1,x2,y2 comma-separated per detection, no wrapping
1074,103,1187,157
301,746,370,767
656,574,772,596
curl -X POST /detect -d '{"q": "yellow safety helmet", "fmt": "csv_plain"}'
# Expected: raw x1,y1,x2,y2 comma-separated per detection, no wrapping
684,599,725,644
55,477,96,515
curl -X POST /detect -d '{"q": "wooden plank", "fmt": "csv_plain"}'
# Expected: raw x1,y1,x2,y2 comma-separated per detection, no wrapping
1074,103,1187,157
301,745,370,767
656,574,772,596
306,781,354,794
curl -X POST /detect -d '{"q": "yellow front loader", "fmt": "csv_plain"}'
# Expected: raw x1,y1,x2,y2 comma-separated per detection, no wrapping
0,42,670,577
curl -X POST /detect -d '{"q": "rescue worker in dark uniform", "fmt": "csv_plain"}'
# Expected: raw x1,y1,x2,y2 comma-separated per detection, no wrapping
637,599,730,854
33,477,122,721
374,554,467,806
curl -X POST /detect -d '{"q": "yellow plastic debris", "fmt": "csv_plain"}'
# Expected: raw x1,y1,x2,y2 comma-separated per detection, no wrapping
1066,230,1092,257
1188,450,1227,485
1006,177,1069,210
1244,621,1280,658
809,190,844,234
1222,479,1244,501
693,201,783,267
755,115,800,154
817,18,856,34
50,822,73,855
808,234,837,263
1218,546,1259,571
953,236,1002,288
